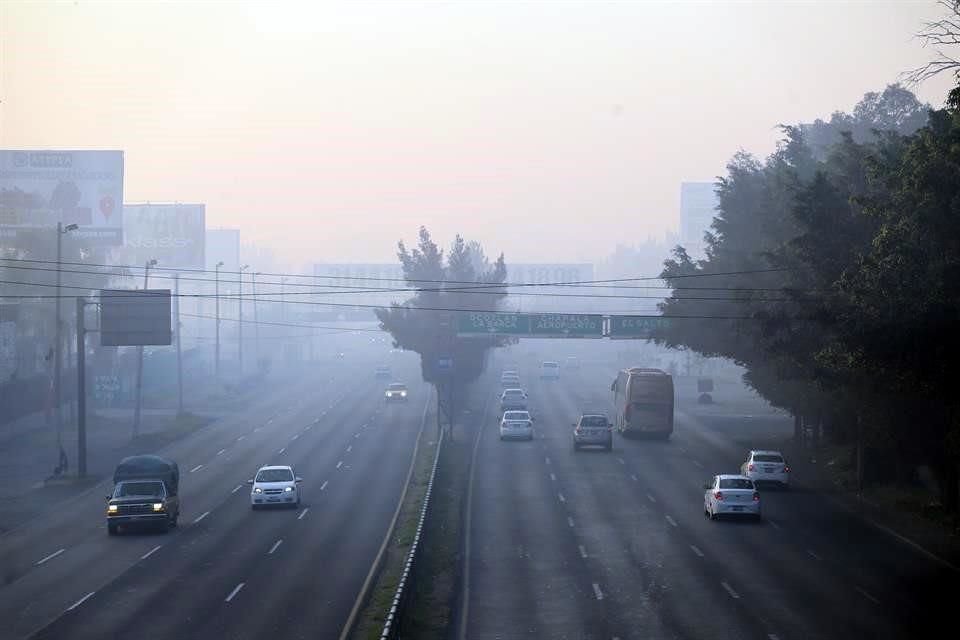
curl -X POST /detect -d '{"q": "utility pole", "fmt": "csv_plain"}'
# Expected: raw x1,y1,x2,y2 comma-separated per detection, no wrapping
252,272,260,370
215,261,224,380
239,265,249,373
76,296,88,476
175,274,184,416
133,259,157,438
54,223,78,461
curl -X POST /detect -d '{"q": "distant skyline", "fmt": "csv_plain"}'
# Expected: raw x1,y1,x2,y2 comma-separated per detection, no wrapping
1,1,955,268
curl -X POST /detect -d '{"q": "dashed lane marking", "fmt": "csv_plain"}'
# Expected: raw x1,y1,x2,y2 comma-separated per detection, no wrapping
690,545,704,557
721,581,740,599
269,539,283,555
647,494,657,503
665,515,678,527
298,508,310,520
225,582,245,603
232,484,243,494
193,511,209,524
578,545,588,559
856,586,880,604
321,480,329,491
141,545,162,560
567,516,575,528
217,449,226,456
190,464,203,473
558,493,566,503
336,461,343,469
66,592,95,612
592,583,604,600
36,549,65,565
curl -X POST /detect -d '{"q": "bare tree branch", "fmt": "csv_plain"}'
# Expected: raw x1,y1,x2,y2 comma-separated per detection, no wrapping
901,0,960,86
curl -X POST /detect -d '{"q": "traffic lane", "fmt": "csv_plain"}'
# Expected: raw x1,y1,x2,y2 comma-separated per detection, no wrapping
7,370,380,640
28,377,415,640
466,392,601,640
529,378,772,640
198,390,430,640
673,410,954,638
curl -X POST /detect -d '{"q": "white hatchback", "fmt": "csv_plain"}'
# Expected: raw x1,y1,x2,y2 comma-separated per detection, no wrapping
704,474,761,521
249,465,302,509
740,450,790,488
499,410,534,441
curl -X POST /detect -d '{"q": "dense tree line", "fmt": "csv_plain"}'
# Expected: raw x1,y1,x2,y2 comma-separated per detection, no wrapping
656,84,960,514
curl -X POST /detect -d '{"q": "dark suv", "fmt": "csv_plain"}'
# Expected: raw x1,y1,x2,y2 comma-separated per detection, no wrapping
107,479,179,534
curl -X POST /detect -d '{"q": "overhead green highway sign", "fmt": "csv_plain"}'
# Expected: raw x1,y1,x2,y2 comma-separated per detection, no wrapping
529,313,603,338
458,312,530,336
607,315,670,339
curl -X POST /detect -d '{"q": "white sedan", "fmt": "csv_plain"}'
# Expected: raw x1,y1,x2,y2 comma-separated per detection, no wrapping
740,449,790,488
499,410,534,441
703,474,761,521
249,465,302,509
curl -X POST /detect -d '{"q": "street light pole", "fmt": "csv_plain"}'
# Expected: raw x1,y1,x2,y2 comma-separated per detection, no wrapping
53,223,77,465
252,272,260,370
133,258,157,439
239,264,249,374
215,261,224,380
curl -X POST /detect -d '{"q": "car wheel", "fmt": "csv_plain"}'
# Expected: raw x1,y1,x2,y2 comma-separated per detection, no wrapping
107,523,119,536
171,512,179,528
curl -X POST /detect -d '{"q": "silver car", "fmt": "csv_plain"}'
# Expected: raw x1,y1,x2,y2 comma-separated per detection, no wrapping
499,410,534,441
500,388,528,412
573,414,613,451
704,474,761,521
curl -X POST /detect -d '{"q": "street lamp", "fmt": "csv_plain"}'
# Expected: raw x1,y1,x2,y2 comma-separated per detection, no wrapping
239,264,249,373
133,258,158,438
53,222,78,471
215,261,224,380
252,272,261,371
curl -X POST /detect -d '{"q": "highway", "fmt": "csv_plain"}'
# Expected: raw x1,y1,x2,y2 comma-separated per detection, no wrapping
0,350,428,640
460,355,956,640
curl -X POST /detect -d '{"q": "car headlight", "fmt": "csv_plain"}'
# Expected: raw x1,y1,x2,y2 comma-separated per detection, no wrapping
253,487,263,494
107,504,118,513
284,486,293,492
400,391,407,396
152,503,164,512
385,391,391,397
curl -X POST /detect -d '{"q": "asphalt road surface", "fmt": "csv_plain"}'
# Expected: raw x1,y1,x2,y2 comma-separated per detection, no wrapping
460,357,956,640
0,356,427,640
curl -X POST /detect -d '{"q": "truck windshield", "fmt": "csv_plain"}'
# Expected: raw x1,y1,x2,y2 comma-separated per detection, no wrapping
115,481,164,498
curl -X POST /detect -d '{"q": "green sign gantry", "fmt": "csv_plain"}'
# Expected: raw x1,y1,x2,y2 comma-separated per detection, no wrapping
607,315,670,339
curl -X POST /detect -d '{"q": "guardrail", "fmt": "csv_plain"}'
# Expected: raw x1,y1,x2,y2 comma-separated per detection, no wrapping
380,428,444,639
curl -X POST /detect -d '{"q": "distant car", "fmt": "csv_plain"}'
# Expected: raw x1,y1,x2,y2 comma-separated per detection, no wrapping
704,475,761,521
249,465,302,509
565,356,580,370
740,450,790,488
540,361,560,380
500,372,521,387
573,414,613,451
500,388,528,412
502,365,519,376
385,382,408,402
499,410,534,441
375,365,391,379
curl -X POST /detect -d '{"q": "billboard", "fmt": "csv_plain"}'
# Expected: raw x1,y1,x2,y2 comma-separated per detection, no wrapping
100,289,172,346
122,203,206,270
0,150,124,245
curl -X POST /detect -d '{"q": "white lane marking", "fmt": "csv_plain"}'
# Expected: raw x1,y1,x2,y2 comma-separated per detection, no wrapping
278,447,285,454
237,435,246,441
768,519,781,530
567,516,575,528
721,581,740,599
346,445,352,453
558,493,566,503
253,427,261,432
36,548,65,565
321,480,329,491
267,419,274,425
354,433,360,439
768,635,781,640
856,586,880,604
225,582,245,603
665,515,678,527
269,539,283,555
807,549,821,561
336,461,343,469
617,457,625,465
216,449,226,456
690,544,705,557
592,583,604,600
298,507,310,520
693,460,704,468
193,511,209,524
646,493,657,503
141,545,162,560
578,545,588,559
190,464,203,473
291,434,299,441
66,591,95,611
550,472,557,482
545,457,551,465
232,484,243,494
305,425,312,431
630,474,638,482
361,423,367,429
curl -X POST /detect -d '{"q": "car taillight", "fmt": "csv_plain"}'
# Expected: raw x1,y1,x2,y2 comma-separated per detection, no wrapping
753,492,760,501
574,427,582,435
714,491,723,501
748,464,755,472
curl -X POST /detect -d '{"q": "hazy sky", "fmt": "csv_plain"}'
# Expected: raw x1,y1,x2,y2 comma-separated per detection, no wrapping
1,1,955,268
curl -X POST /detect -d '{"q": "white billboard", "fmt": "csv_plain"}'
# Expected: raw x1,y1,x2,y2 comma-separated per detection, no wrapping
505,264,594,285
0,150,124,245
206,229,241,273
122,203,206,270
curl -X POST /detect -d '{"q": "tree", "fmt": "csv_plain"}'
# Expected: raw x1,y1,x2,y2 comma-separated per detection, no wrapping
376,227,509,438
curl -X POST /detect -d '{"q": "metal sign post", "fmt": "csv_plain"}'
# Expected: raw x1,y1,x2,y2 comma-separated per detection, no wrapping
76,297,88,477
